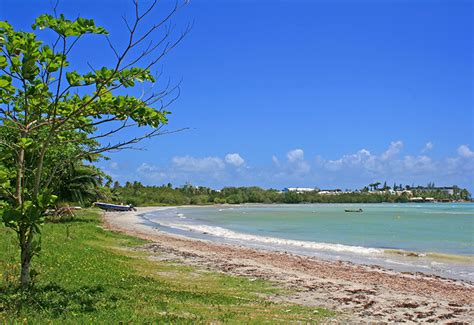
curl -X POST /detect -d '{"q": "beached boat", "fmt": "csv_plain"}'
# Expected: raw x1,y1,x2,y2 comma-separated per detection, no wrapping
344,208,363,213
94,202,136,212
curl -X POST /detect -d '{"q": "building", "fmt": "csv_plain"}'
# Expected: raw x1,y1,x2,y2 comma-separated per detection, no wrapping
414,186,455,195
409,197,435,202
318,189,343,195
282,187,345,195
282,187,318,193
394,190,413,196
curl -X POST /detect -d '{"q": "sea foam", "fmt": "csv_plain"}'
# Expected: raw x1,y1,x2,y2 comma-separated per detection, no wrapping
153,219,384,255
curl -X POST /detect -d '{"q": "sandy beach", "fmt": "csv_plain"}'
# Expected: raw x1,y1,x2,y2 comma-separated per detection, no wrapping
103,207,474,324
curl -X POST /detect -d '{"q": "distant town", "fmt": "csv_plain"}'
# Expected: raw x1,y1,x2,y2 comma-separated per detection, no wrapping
281,183,465,203
110,181,472,206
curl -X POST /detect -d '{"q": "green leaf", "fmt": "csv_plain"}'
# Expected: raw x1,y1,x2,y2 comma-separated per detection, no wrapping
0,21,13,33
66,71,82,86
0,78,9,88
0,56,7,69
37,193,57,209
0,167,10,189
19,137,34,148
2,207,21,229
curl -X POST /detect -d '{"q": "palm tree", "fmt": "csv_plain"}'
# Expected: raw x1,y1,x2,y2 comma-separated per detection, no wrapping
460,189,471,201
54,163,109,206
373,182,381,191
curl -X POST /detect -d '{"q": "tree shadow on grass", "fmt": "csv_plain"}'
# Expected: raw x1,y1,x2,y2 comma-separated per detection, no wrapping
0,283,116,317
45,217,96,224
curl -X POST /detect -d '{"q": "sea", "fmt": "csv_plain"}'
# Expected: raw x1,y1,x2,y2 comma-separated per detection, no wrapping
140,203,474,281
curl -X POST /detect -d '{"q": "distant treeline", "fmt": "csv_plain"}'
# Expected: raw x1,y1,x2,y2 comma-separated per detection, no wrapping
109,182,471,206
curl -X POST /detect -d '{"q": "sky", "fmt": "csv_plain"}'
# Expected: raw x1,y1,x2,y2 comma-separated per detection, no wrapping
1,0,473,191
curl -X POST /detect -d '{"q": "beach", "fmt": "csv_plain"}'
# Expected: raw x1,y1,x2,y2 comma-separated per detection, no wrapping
103,206,474,323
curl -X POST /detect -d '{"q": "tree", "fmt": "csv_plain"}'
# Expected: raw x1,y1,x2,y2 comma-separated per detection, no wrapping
373,182,381,191
459,189,471,201
0,1,189,288
53,163,110,205
368,182,381,191
113,181,121,190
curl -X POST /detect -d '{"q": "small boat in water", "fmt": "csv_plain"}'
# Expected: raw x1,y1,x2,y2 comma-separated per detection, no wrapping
344,208,363,213
94,202,136,212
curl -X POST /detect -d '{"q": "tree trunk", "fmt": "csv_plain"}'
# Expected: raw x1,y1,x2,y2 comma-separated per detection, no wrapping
15,147,25,205
32,144,48,199
20,231,33,289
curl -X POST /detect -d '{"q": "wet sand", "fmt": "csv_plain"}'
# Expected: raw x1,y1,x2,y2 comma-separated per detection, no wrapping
103,207,474,324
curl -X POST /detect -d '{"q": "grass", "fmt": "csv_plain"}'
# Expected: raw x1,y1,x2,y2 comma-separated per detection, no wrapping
0,209,334,323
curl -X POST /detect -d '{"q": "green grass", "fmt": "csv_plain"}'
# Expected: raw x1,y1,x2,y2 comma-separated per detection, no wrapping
0,209,334,323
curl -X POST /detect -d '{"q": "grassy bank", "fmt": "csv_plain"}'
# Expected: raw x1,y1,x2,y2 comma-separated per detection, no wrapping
0,209,333,323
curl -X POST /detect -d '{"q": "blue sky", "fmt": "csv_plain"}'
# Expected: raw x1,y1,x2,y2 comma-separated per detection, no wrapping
1,0,473,190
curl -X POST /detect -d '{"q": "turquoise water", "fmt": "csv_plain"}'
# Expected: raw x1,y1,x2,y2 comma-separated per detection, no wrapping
143,203,474,281
181,203,473,255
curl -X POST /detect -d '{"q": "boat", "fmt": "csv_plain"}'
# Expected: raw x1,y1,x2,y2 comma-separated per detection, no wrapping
94,202,136,212
344,208,363,213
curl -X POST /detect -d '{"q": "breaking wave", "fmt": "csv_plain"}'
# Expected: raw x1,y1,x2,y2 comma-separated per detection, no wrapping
152,219,384,255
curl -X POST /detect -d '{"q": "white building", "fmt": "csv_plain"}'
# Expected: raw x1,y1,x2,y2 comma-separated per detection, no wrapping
414,186,455,195
318,189,343,195
283,187,318,193
394,190,413,196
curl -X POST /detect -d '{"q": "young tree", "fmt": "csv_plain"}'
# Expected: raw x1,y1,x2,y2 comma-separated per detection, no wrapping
0,1,189,288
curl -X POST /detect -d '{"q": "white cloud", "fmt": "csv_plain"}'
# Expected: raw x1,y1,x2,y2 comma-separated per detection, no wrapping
381,140,403,160
225,153,245,167
109,162,119,170
444,145,474,176
457,144,474,158
320,141,438,176
272,155,280,166
422,141,434,153
171,156,225,172
122,141,473,191
136,163,166,179
137,162,159,173
287,149,305,162
295,160,311,174
284,149,310,174
403,155,435,173
135,153,248,186
323,159,342,172
325,149,375,171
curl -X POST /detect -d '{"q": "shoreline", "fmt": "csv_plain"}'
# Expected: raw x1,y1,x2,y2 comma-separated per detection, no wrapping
103,206,474,323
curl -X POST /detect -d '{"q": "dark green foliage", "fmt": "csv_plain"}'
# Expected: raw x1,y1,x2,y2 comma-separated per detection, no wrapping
112,183,470,206
53,163,112,206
